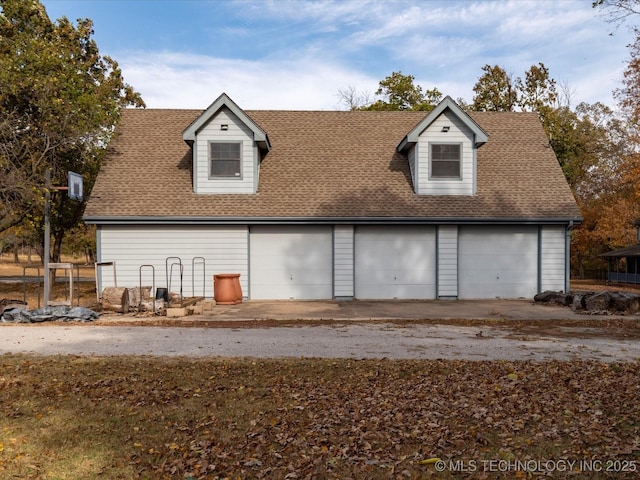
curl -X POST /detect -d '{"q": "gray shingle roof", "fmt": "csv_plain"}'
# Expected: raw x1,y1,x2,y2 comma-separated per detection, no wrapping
83,108,582,223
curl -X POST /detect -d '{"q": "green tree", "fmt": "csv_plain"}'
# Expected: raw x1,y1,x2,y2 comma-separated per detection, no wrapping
471,64,518,111
361,71,442,111
517,63,558,114
0,0,144,262
471,63,556,114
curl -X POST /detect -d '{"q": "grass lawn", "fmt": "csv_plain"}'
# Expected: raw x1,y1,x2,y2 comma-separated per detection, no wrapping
0,254,95,278
0,355,638,479
0,254,97,309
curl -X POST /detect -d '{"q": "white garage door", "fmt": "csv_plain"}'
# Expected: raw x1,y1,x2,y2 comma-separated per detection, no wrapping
459,226,538,299
250,226,333,300
355,226,436,299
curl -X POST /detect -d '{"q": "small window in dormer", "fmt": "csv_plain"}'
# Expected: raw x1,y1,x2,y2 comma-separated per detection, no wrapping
430,143,461,179
210,142,241,178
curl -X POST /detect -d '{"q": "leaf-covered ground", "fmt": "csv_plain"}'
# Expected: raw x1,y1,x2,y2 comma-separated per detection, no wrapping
1,355,639,479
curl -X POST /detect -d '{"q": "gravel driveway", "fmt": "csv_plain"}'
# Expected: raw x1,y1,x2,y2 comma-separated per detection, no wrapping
1,321,639,362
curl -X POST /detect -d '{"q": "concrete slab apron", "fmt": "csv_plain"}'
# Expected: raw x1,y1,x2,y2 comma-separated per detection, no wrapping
203,299,590,321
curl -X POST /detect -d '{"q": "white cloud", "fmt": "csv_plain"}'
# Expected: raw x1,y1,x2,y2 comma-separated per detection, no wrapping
121,52,378,110
116,0,634,110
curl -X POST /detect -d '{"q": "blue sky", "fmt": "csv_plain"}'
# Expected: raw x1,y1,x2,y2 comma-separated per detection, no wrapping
41,0,636,110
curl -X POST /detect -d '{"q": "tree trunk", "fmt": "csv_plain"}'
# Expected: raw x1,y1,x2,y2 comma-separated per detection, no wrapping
101,287,129,313
52,229,63,263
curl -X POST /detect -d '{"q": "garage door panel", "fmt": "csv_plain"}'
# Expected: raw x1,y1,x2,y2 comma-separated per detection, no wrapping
289,267,333,285
250,266,333,285
250,226,333,300
459,226,537,299
355,226,436,300
356,284,430,299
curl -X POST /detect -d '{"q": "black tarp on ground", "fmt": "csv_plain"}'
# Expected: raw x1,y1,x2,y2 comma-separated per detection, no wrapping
1,305,99,323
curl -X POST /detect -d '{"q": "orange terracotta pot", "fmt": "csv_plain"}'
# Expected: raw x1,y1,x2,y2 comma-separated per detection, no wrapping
214,274,242,304
232,275,243,303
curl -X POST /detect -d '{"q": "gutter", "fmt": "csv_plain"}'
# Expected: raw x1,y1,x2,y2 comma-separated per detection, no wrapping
84,215,583,226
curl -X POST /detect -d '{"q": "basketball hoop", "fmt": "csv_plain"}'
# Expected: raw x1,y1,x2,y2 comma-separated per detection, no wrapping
68,171,83,201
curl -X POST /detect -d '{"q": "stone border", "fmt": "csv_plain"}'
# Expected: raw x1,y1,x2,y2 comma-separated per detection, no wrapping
534,290,640,315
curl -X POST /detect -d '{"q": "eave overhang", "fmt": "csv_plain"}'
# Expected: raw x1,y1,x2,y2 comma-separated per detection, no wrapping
84,216,582,226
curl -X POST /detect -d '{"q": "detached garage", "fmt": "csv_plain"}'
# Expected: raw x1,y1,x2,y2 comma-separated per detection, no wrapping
86,94,581,301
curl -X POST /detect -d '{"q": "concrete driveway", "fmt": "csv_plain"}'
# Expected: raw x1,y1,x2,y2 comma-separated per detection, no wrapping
177,299,595,322
2,299,639,362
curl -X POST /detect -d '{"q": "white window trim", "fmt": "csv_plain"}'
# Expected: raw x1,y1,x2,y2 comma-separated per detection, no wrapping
209,140,243,179
429,142,463,181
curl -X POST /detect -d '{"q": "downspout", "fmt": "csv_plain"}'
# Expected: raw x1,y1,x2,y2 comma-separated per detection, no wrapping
96,225,102,295
435,225,440,298
565,221,573,292
537,225,542,294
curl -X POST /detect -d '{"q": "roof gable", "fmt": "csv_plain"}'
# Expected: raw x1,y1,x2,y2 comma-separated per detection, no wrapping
182,93,271,151
397,96,488,152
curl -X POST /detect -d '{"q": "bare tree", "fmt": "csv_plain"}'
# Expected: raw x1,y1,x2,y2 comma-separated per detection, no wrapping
336,85,372,111
556,80,577,109
593,0,640,29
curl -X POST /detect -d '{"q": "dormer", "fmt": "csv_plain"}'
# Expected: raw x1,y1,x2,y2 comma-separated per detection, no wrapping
183,93,270,194
397,96,487,196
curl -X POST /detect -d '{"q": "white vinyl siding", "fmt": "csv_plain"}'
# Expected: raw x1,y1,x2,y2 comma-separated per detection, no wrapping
194,107,257,194
355,226,436,299
416,110,475,195
250,226,333,300
334,225,354,297
97,225,249,298
458,226,538,299
437,225,458,298
540,225,566,292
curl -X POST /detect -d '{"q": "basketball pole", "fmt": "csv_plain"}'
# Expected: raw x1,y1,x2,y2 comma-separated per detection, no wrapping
43,170,76,307
44,169,51,306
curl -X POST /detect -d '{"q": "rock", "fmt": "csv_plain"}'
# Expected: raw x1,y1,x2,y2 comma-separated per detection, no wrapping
534,291,572,306
583,292,612,312
538,289,640,314
609,292,640,313
571,292,588,311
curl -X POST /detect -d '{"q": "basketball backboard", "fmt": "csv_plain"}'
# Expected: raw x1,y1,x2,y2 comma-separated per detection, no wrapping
68,171,83,201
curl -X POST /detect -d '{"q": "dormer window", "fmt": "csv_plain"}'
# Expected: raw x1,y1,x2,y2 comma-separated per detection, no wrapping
430,143,461,179
183,93,271,194
397,96,487,195
210,142,242,178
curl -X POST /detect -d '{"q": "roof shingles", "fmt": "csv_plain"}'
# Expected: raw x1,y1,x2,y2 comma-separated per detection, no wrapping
84,109,581,222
